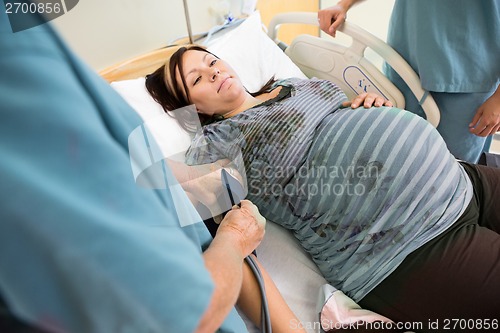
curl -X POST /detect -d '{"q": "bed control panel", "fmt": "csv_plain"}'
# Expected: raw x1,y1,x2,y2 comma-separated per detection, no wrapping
343,66,388,100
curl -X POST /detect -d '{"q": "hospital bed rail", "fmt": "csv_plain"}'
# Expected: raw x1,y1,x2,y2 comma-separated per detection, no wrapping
267,12,440,128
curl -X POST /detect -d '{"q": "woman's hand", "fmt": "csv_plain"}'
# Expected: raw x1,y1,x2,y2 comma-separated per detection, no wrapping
342,92,393,109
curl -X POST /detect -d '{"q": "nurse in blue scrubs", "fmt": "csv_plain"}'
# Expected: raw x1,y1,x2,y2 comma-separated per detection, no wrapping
319,0,500,163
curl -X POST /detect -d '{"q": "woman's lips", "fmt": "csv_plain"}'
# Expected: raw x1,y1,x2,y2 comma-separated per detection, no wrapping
218,77,230,93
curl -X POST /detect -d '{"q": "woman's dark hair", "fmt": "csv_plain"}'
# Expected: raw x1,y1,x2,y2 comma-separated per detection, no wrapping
145,45,275,133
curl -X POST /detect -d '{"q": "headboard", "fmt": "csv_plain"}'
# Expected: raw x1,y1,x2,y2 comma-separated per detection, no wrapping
99,45,185,83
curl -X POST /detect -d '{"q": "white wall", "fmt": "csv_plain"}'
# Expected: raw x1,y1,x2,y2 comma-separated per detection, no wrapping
51,0,393,71
52,0,244,71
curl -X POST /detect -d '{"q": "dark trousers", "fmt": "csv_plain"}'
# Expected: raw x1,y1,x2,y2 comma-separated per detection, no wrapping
358,163,500,332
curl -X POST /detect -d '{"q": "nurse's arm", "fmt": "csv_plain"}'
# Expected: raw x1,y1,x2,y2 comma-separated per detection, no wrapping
195,200,266,333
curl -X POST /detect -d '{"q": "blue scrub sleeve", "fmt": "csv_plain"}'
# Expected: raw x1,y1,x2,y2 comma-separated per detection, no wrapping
0,11,247,333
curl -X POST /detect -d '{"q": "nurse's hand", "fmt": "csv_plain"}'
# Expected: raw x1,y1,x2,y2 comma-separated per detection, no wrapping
217,200,266,258
318,1,361,37
318,4,348,37
469,88,500,137
343,92,394,109
199,200,266,332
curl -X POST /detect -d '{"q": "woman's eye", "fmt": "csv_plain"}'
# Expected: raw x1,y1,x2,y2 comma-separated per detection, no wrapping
194,76,201,85
210,59,217,66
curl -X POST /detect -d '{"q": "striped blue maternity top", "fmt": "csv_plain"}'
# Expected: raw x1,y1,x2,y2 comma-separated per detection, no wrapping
185,78,473,301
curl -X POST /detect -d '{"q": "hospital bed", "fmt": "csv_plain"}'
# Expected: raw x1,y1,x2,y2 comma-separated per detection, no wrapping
100,11,432,332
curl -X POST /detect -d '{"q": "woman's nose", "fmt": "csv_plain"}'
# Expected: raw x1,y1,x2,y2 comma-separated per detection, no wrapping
211,68,220,81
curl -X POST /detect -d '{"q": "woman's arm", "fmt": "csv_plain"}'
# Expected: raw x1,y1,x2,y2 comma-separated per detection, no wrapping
168,161,304,331
165,158,234,214
237,254,307,333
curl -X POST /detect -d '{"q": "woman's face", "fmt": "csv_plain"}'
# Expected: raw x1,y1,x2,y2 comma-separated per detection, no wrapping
178,50,247,116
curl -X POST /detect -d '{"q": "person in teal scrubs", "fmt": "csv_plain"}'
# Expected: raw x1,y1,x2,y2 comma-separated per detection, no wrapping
318,0,500,163
0,8,266,333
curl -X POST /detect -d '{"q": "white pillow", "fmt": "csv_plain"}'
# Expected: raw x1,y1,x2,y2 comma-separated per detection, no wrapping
111,77,194,158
